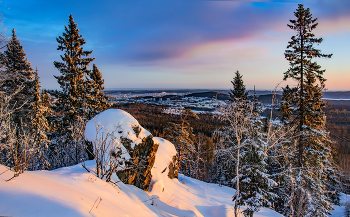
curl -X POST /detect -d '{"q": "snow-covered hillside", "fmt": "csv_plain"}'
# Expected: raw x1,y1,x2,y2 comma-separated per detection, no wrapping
0,160,282,216
0,109,348,216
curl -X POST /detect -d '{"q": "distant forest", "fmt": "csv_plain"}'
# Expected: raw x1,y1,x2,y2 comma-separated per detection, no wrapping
113,101,350,179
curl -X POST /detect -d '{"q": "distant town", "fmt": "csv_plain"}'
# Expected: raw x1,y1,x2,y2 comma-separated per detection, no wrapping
105,89,350,115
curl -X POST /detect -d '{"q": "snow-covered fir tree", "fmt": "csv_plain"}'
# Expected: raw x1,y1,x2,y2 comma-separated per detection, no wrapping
237,97,277,217
0,29,34,129
278,4,339,216
29,68,52,169
48,15,109,168
213,70,250,186
0,29,43,174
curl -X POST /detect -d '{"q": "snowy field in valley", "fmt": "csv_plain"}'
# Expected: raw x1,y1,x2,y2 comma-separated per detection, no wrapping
0,109,348,217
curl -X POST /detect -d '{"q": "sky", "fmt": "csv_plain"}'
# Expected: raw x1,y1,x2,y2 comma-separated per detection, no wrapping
0,0,349,91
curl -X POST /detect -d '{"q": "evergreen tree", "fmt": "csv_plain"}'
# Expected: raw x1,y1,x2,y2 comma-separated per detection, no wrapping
51,14,95,125
279,4,339,216
214,73,249,187
252,86,259,115
30,69,52,169
0,29,34,128
48,14,104,167
0,29,48,174
30,69,50,144
237,95,276,217
86,64,109,120
229,70,249,101
239,144,276,217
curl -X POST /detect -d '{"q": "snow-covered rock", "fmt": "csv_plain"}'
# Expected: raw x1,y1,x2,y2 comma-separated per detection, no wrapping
85,109,151,148
85,109,175,191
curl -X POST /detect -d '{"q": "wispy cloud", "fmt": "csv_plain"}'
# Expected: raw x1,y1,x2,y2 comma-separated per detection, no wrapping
1,0,349,89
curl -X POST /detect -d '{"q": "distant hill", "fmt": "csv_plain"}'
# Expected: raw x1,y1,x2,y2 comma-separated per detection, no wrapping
323,91,350,99
253,94,282,104
184,91,230,100
183,91,283,103
105,89,350,106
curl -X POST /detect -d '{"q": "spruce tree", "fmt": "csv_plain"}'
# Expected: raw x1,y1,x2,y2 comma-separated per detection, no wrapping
214,73,249,187
0,29,46,173
239,144,276,217
52,14,95,125
229,70,249,101
0,29,34,127
279,4,339,216
86,64,109,120
49,14,100,167
238,93,276,217
30,69,52,169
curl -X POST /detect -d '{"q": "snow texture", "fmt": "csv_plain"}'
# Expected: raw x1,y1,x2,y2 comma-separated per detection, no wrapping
85,108,151,147
85,109,151,164
0,160,286,217
0,108,346,216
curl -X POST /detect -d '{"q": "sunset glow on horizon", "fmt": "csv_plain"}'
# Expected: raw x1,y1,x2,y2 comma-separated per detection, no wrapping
1,0,349,91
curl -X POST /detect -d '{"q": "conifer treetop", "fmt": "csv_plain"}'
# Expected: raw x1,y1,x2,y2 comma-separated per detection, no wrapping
54,14,95,92
284,3,332,89
229,70,249,101
3,29,33,78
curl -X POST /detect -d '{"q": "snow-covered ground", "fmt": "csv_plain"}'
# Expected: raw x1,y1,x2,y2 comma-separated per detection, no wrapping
0,160,282,217
0,109,348,216
330,193,350,217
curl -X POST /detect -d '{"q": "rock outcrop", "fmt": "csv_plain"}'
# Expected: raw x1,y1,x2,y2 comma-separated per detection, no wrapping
85,109,176,191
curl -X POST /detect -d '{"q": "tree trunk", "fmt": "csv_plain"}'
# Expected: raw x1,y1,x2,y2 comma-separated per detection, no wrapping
298,26,304,168
235,147,240,217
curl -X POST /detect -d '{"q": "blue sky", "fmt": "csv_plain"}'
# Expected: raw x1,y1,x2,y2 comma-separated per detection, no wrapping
1,0,349,90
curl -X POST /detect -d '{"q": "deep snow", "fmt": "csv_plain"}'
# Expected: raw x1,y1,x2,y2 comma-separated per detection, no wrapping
0,109,348,216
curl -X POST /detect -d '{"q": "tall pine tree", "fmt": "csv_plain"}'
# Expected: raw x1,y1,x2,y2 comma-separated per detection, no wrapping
279,4,339,216
49,14,109,168
0,29,49,173
52,14,95,125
